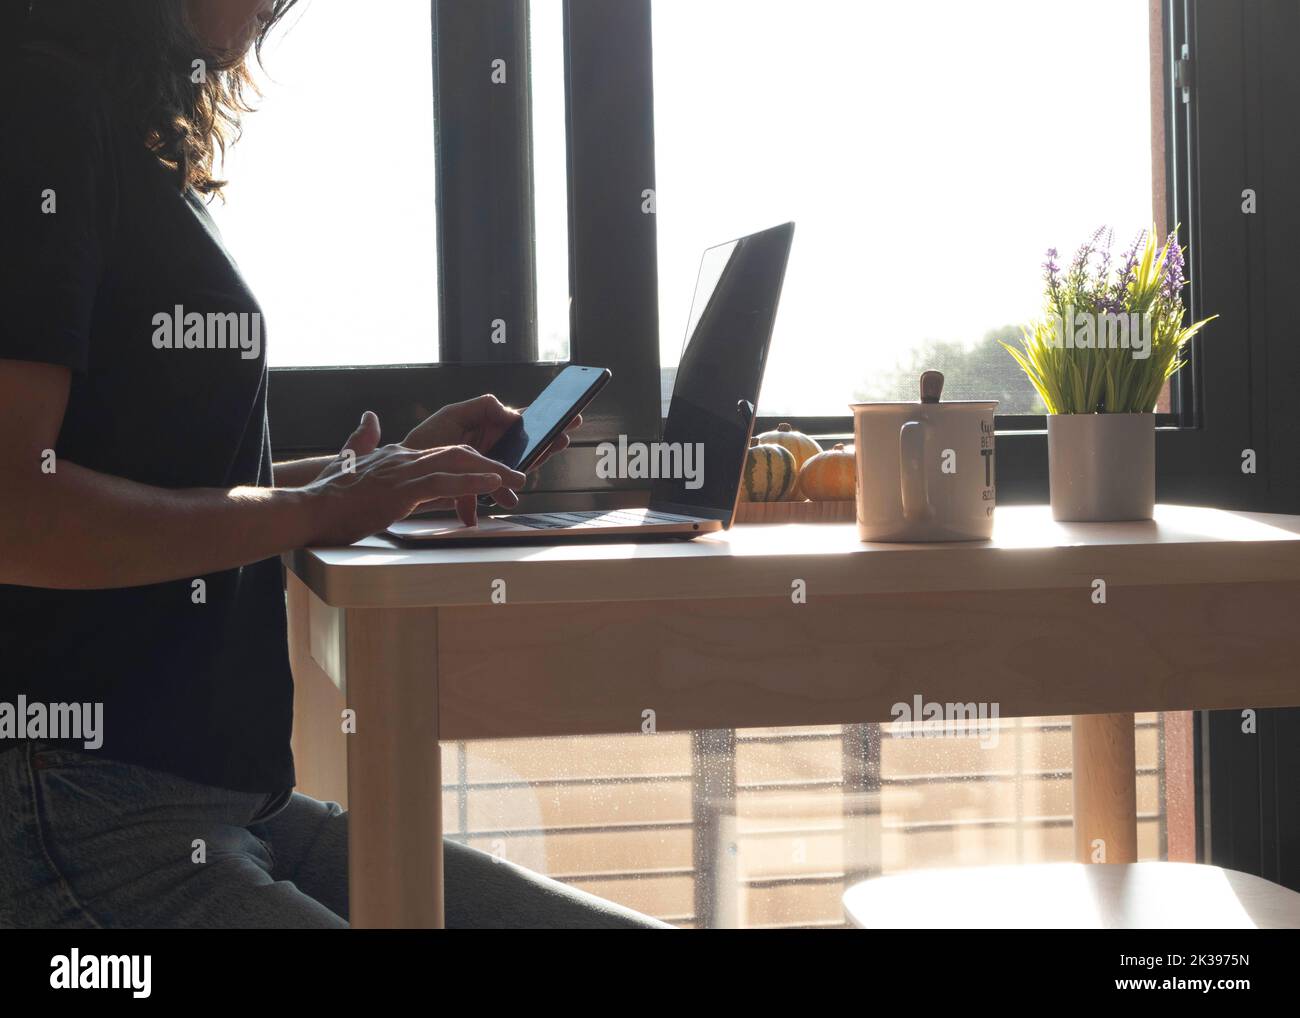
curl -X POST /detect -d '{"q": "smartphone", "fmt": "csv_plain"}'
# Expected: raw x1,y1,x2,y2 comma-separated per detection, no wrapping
486,364,611,475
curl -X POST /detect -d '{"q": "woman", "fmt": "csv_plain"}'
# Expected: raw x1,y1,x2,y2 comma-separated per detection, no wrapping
0,0,668,929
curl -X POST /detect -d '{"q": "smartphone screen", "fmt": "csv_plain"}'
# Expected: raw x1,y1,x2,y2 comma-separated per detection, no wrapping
486,365,611,473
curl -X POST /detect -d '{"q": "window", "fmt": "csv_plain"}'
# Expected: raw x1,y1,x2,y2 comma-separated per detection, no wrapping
418,0,1206,927
278,0,1300,921
530,0,571,363
444,713,1186,928
211,0,438,368
265,0,659,478
652,0,1155,416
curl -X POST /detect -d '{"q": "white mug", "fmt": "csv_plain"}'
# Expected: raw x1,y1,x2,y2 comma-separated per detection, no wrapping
850,373,997,542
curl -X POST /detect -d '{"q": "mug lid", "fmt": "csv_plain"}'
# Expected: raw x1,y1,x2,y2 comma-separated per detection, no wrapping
849,370,998,411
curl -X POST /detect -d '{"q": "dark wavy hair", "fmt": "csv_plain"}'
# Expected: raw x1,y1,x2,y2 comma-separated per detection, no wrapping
2,0,299,195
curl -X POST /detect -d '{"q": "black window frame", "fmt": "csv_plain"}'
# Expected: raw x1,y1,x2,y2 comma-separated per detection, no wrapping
269,0,662,511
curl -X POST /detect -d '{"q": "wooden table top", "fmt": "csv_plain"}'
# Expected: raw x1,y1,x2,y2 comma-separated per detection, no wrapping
284,504,1300,608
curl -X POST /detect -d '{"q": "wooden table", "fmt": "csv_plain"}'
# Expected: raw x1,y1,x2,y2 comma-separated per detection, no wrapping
282,504,1300,928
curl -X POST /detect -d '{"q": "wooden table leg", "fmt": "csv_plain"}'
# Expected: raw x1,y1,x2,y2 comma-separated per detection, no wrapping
1071,712,1137,864
344,606,444,928
286,574,349,806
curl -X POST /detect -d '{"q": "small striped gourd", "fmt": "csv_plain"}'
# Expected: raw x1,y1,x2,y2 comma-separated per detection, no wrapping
741,442,799,502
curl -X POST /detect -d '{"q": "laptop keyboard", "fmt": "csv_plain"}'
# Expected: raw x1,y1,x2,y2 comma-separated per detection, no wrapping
506,509,706,530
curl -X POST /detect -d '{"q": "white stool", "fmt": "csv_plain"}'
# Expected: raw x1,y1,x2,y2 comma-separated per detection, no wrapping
843,862,1300,929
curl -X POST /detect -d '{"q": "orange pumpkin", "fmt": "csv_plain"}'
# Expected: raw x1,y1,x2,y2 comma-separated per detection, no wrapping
798,442,856,501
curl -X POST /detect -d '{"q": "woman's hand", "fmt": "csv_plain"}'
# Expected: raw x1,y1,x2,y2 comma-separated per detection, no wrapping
403,393,582,473
303,413,526,543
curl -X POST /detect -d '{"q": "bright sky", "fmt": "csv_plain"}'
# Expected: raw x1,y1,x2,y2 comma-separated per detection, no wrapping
211,0,439,366
213,0,1153,415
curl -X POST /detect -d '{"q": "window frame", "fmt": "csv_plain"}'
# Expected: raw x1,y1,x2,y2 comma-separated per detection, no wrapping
268,0,663,513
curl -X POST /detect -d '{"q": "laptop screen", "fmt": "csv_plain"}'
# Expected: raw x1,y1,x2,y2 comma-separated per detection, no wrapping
651,222,794,518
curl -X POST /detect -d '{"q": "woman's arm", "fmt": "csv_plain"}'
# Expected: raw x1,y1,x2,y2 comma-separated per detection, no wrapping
273,454,337,489
0,360,525,590
273,396,582,518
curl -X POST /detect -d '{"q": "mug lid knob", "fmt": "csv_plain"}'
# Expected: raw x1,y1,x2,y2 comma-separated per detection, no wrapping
919,370,945,404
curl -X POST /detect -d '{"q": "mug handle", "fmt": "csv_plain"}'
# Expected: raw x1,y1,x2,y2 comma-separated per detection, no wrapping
899,419,932,522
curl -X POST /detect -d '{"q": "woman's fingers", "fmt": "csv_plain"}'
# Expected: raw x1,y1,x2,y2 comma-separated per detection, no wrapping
393,444,525,528
342,410,382,457
531,411,583,468
404,497,455,516
531,430,572,469
408,482,518,515
455,494,479,528
461,393,520,451
307,439,536,544
402,445,526,489
403,470,503,505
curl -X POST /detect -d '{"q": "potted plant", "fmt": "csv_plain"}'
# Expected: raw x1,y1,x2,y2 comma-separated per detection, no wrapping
1003,226,1216,521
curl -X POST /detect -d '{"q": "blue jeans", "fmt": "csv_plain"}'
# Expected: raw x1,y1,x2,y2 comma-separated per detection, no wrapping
0,742,671,929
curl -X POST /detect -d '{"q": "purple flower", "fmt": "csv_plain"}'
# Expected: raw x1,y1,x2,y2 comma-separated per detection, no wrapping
1070,225,1107,278
1043,246,1062,303
1115,228,1147,304
1094,227,1114,280
1098,289,1125,317
1090,227,1117,313
1161,230,1185,302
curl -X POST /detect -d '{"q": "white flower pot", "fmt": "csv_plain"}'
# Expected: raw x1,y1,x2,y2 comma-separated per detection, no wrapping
1047,413,1155,522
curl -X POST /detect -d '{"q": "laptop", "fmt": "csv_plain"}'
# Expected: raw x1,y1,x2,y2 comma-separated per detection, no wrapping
387,221,794,542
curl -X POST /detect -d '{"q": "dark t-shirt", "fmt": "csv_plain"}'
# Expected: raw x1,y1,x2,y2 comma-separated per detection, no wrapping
0,48,295,794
